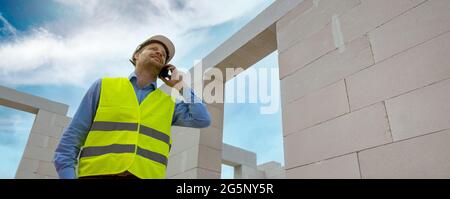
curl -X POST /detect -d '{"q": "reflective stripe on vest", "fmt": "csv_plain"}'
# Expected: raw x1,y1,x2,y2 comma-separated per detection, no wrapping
80,144,168,166
80,121,171,166
90,121,138,131
87,121,170,145
78,77,175,179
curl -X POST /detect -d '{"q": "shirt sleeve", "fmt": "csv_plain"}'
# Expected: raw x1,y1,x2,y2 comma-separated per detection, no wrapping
53,79,101,179
172,87,212,128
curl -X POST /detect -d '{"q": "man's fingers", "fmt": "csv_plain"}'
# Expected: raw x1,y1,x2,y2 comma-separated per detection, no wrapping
160,75,180,86
172,72,181,81
171,76,182,82
166,64,176,71
161,64,184,91
171,68,184,81
159,76,171,85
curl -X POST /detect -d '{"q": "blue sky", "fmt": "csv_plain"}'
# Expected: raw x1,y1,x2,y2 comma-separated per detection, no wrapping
0,0,282,179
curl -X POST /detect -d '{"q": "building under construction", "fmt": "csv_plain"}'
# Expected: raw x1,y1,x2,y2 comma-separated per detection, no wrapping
1,0,450,178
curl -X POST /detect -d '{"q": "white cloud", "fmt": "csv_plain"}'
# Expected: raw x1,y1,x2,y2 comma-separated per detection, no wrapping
0,0,272,87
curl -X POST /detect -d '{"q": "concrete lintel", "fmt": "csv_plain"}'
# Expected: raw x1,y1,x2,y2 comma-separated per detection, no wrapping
188,0,305,79
0,85,68,115
222,143,257,168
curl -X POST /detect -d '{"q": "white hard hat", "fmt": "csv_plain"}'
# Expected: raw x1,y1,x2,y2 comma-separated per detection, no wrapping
130,35,175,66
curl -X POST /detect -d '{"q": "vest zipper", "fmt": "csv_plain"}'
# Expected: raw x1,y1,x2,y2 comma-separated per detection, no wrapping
136,107,140,154
135,88,142,155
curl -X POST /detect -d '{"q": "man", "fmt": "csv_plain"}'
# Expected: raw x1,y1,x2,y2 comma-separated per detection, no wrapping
54,35,211,179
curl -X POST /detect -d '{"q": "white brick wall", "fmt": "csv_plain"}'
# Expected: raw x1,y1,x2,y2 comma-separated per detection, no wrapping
359,129,450,179
284,103,391,169
208,105,224,129
199,127,223,151
197,145,222,173
282,80,349,136
347,30,450,111
167,146,199,177
286,153,360,179
340,0,427,43
281,36,374,102
278,0,450,179
235,165,265,179
16,158,39,174
279,23,336,78
168,168,197,179
37,161,58,177
386,78,450,141
167,141,222,178
257,162,286,179
369,0,450,62
197,168,221,179
277,0,360,52
169,126,200,156
28,133,50,148
16,110,70,179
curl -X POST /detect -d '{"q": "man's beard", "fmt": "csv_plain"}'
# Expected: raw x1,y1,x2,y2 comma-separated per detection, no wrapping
144,58,164,69
141,58,164,76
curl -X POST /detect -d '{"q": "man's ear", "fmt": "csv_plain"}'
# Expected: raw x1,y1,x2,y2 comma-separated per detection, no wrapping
133,51,140,61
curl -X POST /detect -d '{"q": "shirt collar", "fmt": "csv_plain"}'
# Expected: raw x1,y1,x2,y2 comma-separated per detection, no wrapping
129,71,157,89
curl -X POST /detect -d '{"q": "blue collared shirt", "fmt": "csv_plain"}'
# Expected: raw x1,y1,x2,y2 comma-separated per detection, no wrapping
53,72,211,179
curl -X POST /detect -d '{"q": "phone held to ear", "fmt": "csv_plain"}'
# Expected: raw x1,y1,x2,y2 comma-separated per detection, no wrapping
159,65,171,79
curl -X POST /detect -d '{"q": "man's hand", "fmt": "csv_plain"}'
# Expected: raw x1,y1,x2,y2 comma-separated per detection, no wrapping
159,64,186,92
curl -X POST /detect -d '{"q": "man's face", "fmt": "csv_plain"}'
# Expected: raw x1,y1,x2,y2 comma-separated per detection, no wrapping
134,42,167,70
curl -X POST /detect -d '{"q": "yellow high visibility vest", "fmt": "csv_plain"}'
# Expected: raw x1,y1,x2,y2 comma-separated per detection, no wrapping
78,77,175,179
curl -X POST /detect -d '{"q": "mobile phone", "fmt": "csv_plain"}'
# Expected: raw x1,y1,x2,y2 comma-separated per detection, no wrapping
159,65,171,79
